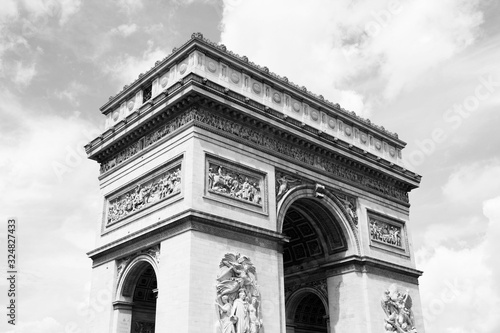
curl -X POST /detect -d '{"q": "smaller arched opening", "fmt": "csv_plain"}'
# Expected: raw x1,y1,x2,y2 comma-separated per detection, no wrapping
114,256,158,333
286,289,329,333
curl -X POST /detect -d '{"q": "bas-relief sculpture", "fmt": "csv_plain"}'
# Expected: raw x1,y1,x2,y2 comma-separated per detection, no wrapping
100,107,409,203
275,170,358,225
215,253,262,333
107,166,181,225
381,284,417,333
370,218,402,248
208,163,262,205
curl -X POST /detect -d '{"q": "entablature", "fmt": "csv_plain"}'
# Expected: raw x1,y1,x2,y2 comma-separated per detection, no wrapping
85,73,420,205
96,33,409,167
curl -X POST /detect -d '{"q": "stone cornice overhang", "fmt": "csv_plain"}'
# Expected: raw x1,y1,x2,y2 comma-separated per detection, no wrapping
99,33,405,149
86,73,420,201
285,255,423,284
87,209,289,267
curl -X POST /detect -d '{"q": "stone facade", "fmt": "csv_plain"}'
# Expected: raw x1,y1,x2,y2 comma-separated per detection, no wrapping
86,33,424,333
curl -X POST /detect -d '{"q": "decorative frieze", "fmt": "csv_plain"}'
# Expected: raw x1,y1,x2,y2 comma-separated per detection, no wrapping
368,211,407,255
207,160,263,206
381,284,417,332
100,107,409,202
215,253,262,333
106,162,181,225
370,219,402,248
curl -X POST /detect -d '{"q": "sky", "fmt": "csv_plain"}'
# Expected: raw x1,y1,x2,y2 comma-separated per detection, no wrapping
0,0,499,332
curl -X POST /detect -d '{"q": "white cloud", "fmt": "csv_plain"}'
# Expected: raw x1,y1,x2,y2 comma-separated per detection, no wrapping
110,23,138,37
102,40,168,88
5,317,64,333
12,60,37,87
417,195,500,333
54,81,89,106
21,0,82,25
0,0,18,21
116,0,143,15
219,0,483,116
442,160,500,204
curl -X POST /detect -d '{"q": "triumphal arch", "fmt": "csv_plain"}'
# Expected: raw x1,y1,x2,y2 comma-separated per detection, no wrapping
85,33,424,333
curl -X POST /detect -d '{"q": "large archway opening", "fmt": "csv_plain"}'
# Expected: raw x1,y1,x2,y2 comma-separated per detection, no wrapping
281,196,348,333
288,292,328,333
130,264,157,332
118,259,158,333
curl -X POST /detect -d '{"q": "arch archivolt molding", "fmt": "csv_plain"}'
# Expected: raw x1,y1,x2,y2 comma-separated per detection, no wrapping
115,244,160,302
277,183,361,256
285,283,329,323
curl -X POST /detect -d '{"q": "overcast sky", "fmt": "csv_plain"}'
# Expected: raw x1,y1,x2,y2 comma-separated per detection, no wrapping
0,0,499,332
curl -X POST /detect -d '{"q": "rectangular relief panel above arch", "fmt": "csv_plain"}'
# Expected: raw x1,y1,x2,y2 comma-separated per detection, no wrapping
103,155,184,232
204,154,268,215
367,209,410,257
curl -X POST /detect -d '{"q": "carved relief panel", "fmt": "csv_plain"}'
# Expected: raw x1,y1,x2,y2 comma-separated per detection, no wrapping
368,210,409,256
205,155,267,214
105,157,182,227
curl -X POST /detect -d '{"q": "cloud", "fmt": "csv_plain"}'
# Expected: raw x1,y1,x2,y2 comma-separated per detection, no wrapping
102,40,168,88
21,0,82,25
110,23,138,37
5,317,63,333
219,0,484,116
12,60,37,87
442,159,500,205
417,194,500,333
54,81,89,106
0,0,18,21
116,0,143,15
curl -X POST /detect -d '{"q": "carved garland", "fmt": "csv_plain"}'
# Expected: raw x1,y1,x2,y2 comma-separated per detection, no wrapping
100,107,409,202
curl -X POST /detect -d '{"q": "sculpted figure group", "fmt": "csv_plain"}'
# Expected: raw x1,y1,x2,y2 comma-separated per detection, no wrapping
381,284,417,333
107,167,181,224
208,165,262,205
370,220,402,247
215,253,263,333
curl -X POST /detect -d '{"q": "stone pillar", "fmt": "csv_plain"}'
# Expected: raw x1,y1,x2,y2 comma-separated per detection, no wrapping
155,232,193,333
327,271,370,333
111,301,133,333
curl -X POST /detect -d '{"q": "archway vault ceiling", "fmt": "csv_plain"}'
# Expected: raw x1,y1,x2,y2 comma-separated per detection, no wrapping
133,266,157,303
283,198,346,268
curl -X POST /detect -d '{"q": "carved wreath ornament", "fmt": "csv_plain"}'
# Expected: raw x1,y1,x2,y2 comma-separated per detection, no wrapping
215,253,262,333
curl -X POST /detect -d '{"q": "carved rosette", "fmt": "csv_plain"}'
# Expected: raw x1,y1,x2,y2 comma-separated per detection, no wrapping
215,253,262,333
381,284,417,333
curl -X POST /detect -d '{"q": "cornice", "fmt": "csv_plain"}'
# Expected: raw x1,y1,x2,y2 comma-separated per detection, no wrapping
86,75,420,197
87,209,288,267
99,33,402,144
